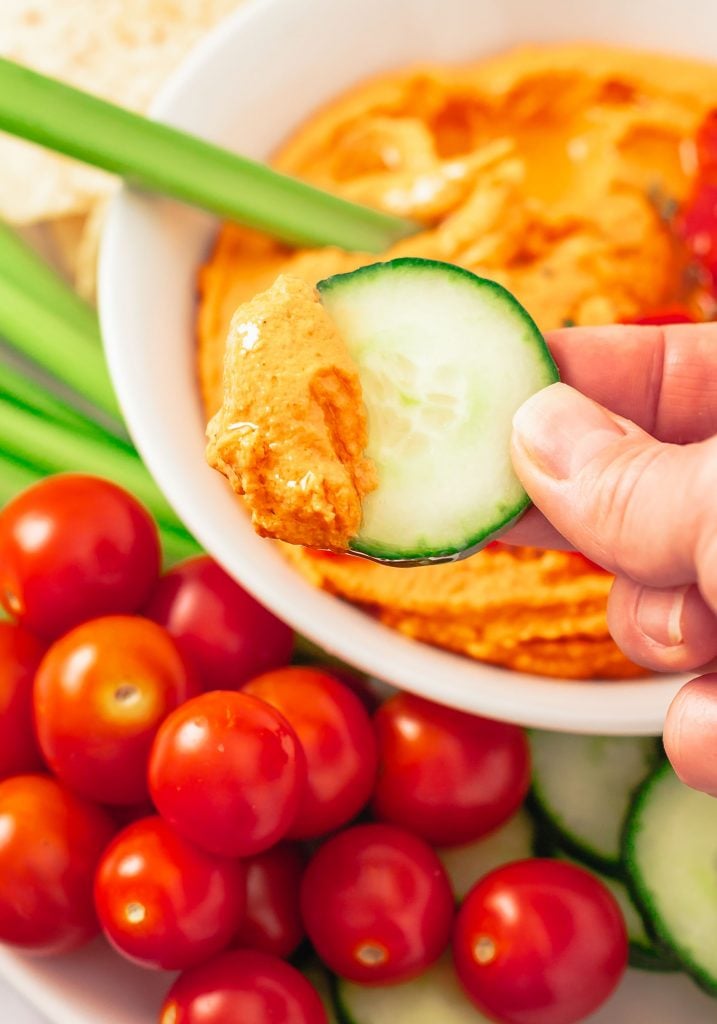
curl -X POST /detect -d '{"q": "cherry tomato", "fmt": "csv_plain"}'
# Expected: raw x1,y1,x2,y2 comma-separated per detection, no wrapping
159,949,328,1024
148,690,306,857
300,823,454,983
371,694,530,847
234,843,305,958
0,775,115,955
677,180,717,283
695,108,717,178
453,859,628,1024
0,474,160,639
94,816,245,971
309,662,380,714
0,621,45,778
629,310,695,325
144,555,294,690
244,667,377,838
34,616,200,805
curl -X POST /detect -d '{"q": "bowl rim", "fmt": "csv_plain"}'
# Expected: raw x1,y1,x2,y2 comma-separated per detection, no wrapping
99,0,689,736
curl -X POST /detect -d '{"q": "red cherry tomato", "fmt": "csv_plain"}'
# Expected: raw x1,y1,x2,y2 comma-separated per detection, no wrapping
0,775,115,955
0,621,45,778
244,667,377,838
94,816,245,971
371,694,530,847
677,180,717,283
0,474,160,639
453,859,628,1024
34,616,200,805
159,949,328,1024
234,843,305,958
144,556,294,690
300,823,454,983
695,108,717,178
629,310,695,325
310,663,380,714
148,690,306,857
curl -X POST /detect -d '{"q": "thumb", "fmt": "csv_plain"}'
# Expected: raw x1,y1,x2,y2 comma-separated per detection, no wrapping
510,382,717,598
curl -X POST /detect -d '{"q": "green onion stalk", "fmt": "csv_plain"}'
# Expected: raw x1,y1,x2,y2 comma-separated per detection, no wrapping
0,354,125,441
0,219,99,338
0,272,119,421
0,58,416,253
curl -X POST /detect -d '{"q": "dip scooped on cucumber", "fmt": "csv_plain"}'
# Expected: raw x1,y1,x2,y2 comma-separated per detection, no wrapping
207,258,558,564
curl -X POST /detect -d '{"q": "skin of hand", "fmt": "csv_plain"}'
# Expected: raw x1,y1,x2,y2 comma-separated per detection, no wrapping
506,323,717,796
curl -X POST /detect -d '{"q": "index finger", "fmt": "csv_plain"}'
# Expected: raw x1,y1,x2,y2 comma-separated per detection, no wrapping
546,322,717,444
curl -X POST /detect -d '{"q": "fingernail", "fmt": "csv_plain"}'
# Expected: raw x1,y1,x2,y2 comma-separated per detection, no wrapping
512,383,626,480
635,585,687,647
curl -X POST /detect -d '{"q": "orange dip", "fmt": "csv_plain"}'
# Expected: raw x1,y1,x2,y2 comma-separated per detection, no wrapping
197,44,717,679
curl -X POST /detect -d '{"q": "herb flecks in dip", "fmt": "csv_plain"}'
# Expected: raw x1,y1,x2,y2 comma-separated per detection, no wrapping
207,276,376,550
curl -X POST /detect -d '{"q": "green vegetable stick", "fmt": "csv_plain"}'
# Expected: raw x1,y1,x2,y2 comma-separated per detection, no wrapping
0,395,181,531
0,273,119,420
0,449,200,567
0,354,124,440
0,454,42,506
0,220,98,338
159,527,203,566
0,58,417,252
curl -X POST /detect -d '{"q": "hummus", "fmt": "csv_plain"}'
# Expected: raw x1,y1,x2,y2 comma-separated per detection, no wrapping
206,276,376,549
197,43,717,679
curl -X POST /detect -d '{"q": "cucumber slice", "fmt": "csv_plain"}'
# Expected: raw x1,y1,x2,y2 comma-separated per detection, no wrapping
550,847,677,972
529,730,661,873
317,258,558,563
302,962,340,1024
624,761,717,993
336,956,491,1024
437,808,535,902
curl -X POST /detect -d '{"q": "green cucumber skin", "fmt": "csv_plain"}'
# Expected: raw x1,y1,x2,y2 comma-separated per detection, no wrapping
528,735,663,878
316,256,559,385
627,944,680,974
317,257,559,564
537,836,678,973
528,792,624,877
623,761,717,995
346,496,530,565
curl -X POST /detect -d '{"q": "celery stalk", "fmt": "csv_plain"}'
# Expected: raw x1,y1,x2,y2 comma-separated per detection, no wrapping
0,395,181,530
0,273,119,420
0,454,42,506
0,220,98,338
0,354,122,439
157,525,203,566
0,449,200,566
0,58,417,252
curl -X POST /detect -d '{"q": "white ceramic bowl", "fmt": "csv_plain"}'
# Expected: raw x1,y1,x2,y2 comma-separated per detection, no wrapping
99,0,709,735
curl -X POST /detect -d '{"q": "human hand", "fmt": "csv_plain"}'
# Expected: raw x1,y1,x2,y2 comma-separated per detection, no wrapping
507,323,717,795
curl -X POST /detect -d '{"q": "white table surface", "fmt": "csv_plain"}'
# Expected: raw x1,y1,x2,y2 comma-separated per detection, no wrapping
0,976,49,1023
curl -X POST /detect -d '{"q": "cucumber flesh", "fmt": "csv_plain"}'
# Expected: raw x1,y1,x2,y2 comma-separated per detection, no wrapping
337,956,491,1024
317,258,558,563
437,808,535,902
624,761,717,993
529,730,660,872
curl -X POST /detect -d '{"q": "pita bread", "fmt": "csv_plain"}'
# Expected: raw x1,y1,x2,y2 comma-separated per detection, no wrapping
0,0,242,223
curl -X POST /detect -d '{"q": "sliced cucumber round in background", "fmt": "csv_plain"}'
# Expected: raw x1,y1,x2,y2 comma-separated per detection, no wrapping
624,761,717,994
437,808,535,902
317,258,558,563
548,847,678,972
336,956,492,1024
528,730,661,874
